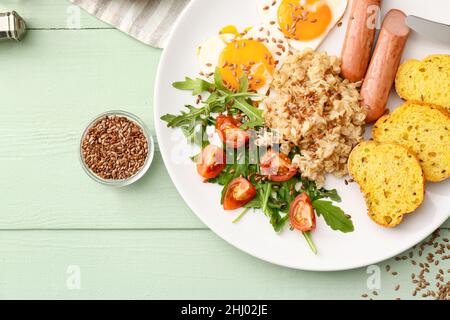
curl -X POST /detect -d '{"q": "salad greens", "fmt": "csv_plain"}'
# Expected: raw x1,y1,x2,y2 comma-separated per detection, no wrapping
162,68,264,147
161,69,354,254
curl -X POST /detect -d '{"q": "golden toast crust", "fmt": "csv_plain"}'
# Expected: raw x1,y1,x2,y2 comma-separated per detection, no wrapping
348,141,425,228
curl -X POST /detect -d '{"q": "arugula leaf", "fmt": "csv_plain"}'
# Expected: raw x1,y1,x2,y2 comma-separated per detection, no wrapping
233,207,250,223
244,198,262,209
233,98,264,128
270,212,289,233
238,74,249,93
161,104,220,146
172,77,213,95
214,67,231,93
302,179,341,202
312,200,354,233
251,182,289,232
302,231,317,255
165,69,264,133
161,105,207,128
320,188,342,202
261,182,272,216
276,178,299,212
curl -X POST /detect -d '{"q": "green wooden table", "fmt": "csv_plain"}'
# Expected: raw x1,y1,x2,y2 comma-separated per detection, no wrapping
0,1,448,300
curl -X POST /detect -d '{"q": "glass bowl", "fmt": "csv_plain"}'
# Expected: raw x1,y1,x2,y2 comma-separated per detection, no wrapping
79,110,155,187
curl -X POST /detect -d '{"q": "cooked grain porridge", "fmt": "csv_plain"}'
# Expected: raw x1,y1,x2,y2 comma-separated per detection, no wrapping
263,48,366,187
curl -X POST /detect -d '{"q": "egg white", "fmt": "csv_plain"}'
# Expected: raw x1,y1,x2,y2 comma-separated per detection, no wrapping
258,0,348,51
197,33,235,78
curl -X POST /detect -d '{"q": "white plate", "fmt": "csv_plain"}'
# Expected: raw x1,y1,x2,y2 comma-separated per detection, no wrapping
154,0,450,271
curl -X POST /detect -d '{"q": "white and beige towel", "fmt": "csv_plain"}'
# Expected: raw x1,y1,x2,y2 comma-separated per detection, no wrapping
70,0,190,48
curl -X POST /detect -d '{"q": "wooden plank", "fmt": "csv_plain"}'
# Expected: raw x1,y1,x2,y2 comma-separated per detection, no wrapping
0,0,110,29
0,152,206,229
1,229,448,299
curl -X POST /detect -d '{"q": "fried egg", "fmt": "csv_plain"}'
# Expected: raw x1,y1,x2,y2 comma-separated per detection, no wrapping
197,24,289,94
258,0,348,50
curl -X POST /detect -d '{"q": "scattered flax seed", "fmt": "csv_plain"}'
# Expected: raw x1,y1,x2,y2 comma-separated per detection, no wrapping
360,229,449,300
372,291,378,296
361,294,368,298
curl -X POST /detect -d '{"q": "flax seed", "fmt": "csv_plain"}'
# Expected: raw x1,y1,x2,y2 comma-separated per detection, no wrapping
82,115,149,181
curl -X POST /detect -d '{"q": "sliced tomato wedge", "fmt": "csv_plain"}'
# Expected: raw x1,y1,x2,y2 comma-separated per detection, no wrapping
196,144,226,179
289,192,316,232
260,149,297,182
216,115,250,149
223,177,257,210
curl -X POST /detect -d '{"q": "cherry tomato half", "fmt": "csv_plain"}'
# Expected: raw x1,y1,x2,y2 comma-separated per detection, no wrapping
216,115,250,149
196,144,226,179
289,192,316,232
223,177,257,210
260,149,297,182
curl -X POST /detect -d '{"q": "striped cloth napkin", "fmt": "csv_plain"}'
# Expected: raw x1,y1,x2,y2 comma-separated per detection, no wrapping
70,0,190,48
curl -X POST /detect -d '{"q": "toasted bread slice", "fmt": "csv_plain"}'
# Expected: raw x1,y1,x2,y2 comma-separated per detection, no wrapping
373,101,450,182
395,54,450,111
348,141,425,227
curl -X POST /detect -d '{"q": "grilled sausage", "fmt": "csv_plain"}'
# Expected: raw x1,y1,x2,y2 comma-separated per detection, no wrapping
361,9,410,123
341,0,382,82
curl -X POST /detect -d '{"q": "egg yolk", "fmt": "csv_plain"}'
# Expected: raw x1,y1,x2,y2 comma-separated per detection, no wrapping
218,39,275,92
278,0,332,41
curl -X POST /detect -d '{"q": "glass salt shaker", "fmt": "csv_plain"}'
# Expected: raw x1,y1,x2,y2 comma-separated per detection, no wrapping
0,11,26,41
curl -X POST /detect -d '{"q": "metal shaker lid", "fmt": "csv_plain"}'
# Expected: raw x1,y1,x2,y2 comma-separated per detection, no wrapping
0,11,27,41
